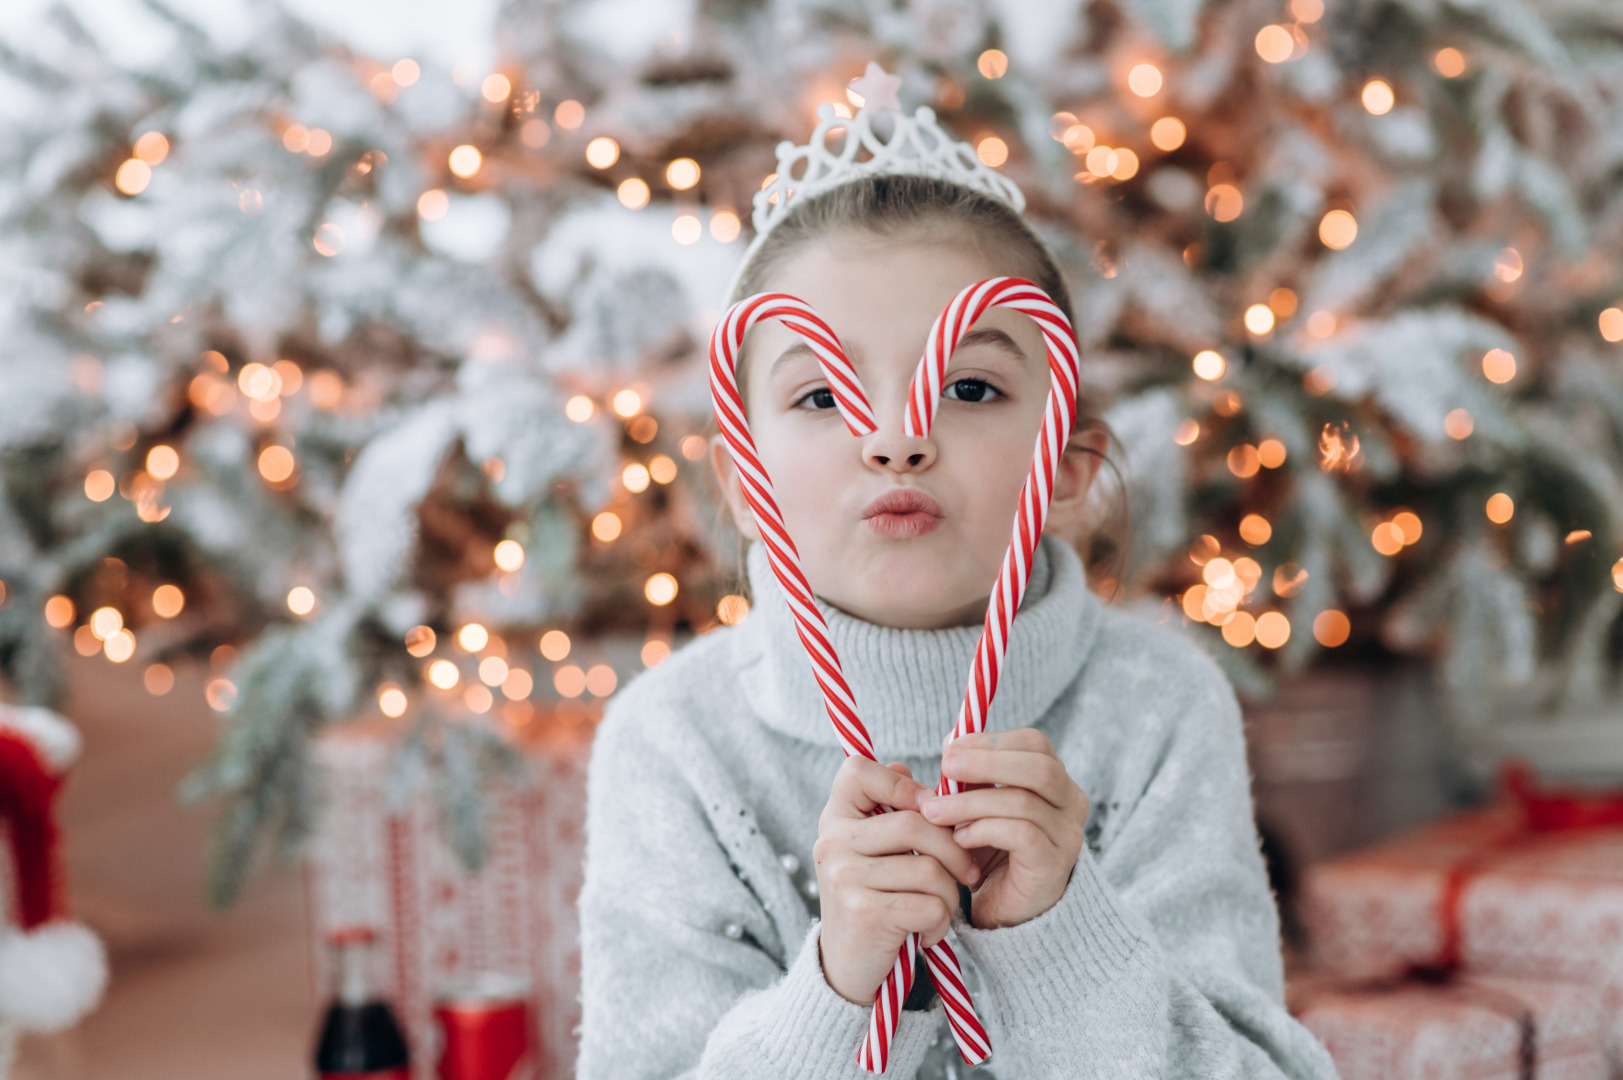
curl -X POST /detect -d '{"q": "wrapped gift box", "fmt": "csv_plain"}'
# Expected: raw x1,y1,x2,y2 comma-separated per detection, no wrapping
305,710,594,1080
1288,971,1607,1080
1302,803,1623,1064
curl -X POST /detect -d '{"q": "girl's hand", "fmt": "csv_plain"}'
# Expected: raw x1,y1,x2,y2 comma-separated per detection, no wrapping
918,729,1090,930
813,757,983,1005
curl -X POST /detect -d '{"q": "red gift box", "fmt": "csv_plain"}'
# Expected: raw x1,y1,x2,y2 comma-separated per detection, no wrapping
1303,797,1623,1066
1288,971,1607,1080
305,713,593,1080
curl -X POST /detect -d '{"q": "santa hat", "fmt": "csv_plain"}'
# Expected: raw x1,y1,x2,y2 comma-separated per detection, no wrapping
0,705,107,1033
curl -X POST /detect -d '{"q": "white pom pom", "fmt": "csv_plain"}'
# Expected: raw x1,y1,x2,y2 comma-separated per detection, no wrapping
0,922,108,1032
0,706,82,773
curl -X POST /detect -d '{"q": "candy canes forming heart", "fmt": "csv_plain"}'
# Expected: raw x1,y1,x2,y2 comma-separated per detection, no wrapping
709,278,1080,1072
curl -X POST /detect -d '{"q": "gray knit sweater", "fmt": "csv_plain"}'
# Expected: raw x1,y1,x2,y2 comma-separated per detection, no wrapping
576,535,1338,1079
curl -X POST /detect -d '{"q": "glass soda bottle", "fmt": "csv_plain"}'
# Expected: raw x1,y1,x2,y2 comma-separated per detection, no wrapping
314,926,411,1080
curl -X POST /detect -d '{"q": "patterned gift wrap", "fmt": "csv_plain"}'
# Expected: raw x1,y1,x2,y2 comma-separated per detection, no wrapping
305,712,594,1080
1303,803,1623,1066
1288,971,1607,1080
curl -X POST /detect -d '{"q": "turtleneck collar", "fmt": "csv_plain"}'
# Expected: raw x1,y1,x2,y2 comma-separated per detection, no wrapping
732,534,1103,757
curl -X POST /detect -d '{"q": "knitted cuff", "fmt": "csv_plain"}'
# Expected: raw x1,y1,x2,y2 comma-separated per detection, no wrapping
762,921,943,1078
951,847,1151,1027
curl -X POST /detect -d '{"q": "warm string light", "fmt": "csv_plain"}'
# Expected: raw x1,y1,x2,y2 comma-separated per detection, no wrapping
976,50,1008,79
1444,408,1474,440
618,178,650,209
1205,184,1243,222
586,137,619,169
405,625,436,656
1482,348,1517,384
554,100,585,129
152,584,185,618
1149,117,1185,151
1313,610,1350,647
672,214,702,244
1599,307,1623,343
206,678,237,711
428,659,460,689
418,189,449,221
622,463,651,493
84,469,115,502
449,145,482,178
1255,25,1295,64
1433,48,1468,78
1361,80,1395,115
115,158,152,196
665,158,699,189
1318,422,1361,471
1485,492,1514,524
481,73,511,103
539,629,571,661
709,210,741,242
144,664,174,696
493,539,525,572
1244,304,1275,336
1192,350,1226,380
1127,63,1162,97
644,572,678,605
1319,209,1358,249
976,137,1008,168
717,594,750,625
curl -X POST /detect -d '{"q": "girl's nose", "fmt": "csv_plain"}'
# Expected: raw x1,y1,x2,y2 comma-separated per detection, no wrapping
862,423,936,472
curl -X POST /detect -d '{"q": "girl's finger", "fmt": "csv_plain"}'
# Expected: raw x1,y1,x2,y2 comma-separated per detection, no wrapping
848,809,980,886
940,746,1077,808
918,786,1071,848
823,754,929,822
853,853,961,906
950,816,1060,862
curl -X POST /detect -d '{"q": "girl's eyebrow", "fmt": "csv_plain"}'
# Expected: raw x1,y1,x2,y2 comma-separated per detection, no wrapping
768,327,1029,377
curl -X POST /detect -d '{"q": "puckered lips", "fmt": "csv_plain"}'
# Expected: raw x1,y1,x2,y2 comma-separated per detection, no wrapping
861,488,944,538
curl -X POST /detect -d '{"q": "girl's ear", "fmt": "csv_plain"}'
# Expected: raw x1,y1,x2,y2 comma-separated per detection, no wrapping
709,433,763,542
1047,423,1109,534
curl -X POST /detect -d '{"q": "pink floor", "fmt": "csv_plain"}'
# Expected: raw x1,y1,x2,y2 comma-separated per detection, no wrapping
13,652,313,1079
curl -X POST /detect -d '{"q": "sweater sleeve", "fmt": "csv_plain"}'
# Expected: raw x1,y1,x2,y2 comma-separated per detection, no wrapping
949,648,1339,1080
575,695,941,1079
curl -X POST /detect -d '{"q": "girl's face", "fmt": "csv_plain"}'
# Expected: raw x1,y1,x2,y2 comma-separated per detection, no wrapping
711,228,1100,630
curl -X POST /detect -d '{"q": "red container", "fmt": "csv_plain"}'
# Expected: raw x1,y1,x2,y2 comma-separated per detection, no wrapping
433,974,536,1080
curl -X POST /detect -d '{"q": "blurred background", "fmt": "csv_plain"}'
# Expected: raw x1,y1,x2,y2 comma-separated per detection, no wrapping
2,0,1622,1076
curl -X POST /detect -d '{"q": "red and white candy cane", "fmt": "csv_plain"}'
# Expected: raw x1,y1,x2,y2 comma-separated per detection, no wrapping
903,277,1082,796
709,291,991,1073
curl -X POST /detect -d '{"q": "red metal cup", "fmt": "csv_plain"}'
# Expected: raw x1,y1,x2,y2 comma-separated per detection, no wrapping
433,974,536,1080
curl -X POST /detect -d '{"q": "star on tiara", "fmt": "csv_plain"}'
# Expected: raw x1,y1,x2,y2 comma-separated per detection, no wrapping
724,62,1027,299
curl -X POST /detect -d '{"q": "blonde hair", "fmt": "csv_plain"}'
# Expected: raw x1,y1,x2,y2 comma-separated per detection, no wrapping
722,173,1129,595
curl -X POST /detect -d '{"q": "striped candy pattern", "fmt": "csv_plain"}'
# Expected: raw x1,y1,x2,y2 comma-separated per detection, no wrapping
904,277,1082,797
708,279,1078,1071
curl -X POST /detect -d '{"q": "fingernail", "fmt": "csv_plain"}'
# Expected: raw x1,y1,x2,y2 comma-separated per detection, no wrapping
919,797,940,820
965,864,979,884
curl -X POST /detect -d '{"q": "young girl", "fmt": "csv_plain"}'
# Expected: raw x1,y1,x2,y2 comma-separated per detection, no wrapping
576,95,1338,1079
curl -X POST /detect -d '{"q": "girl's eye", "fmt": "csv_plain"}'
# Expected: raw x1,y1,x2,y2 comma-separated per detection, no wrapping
797,387,837,411
942,378,1001,403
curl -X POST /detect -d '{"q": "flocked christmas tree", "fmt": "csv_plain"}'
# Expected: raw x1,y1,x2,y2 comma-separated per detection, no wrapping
1,0,1621,904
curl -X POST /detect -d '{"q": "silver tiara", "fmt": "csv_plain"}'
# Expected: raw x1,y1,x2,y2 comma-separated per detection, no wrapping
722,62,1027,302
